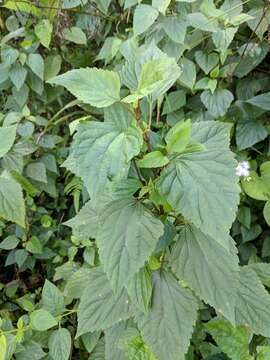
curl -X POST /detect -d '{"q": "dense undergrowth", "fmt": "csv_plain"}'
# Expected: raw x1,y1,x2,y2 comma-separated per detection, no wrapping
0,0,270,359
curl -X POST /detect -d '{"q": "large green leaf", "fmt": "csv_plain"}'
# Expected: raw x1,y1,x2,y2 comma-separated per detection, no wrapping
235,267,270,337
135,270,198,360
48,68,121,107
49,328,72,360
126,267,153,313
246,92,270,111
42,280,65,316
77,267,133,336
0,171,25,227
157,121,240,238
205,319,252,360
170,224,239,323
0,124,17,158
97,197,164,292
64,104,143,198
64,200,98,240
201,88,234,118
133,5,159,36
236,119,268,150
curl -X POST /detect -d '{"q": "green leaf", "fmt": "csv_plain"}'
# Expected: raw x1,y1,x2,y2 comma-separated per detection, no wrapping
235,42,269,78
77,267,132,336
246,92,270,111
201,89,234,117
15,341,46,360
48,68,121,108
64,268,92,299
247,263,270,288
235,267,270,337
44,55,62,80
105,321,134,360
49,328,72,360
82,331,101,353
236,119,268,150
97,196,164,292
26,162,47,183
135,270,198,360
187,13,218,32
126,267,152,313
257,346,270,360
0,235,19,250
133,5,159,36
205,319,252,360
137,151,169,168
64,104,142,198
179,58,196,89
63,27,87,45
170,224,239,323
0,333,7,360
158,121,239,238
161,16,187,44
96,37,122,64
242,162,270,200
162,90,186,115
152,0,171,14
64,200,98,240
212,27,237,50
34,19,53,48
195,51,219,74
0,124,17,158
42,280,65,316
264,200,270,226
0,171,25,227
27,53,44,80
30,309,57,331
165,119,191,154
124,57,181,102
9,63,27,91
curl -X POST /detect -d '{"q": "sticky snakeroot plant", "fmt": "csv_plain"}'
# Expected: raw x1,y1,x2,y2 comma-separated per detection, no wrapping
44,42,264,359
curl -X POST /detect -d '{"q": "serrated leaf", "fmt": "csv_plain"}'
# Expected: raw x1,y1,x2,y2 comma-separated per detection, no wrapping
247,262,270,288
27,53,44,80
133,5,159,36
77,267,132,336
235,267,270,337
170,224,239,323
205,319,252,360
257,346,270,360
126,267,152,313
201,88,234,118
48,68,121,108
165,119,191,154
64,103,143,198
30,309,57,331
16,341,46,360
0,124,17,158
64,200,98,240
97,196,164,292
157,121,239,239
135,270,198,360
179,58,196,89
212,27,237,50
105,321,135,360
0,171,25,227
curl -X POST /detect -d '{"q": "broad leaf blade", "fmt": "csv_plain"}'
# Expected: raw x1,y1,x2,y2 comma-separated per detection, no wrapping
97,197,164,292
48,68,121,107
77,267,133,336
170,224,239,323
135,270,198,360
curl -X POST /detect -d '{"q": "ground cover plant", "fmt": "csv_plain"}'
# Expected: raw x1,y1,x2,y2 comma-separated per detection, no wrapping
0,0,270,359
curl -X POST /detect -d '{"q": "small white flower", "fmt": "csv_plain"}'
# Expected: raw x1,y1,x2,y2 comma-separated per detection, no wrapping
236,161,250,178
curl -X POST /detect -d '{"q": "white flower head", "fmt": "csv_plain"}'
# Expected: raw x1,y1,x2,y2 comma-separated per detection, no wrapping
236,161,250,178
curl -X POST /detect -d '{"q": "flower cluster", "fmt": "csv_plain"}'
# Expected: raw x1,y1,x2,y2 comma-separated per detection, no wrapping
236,161,250,178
